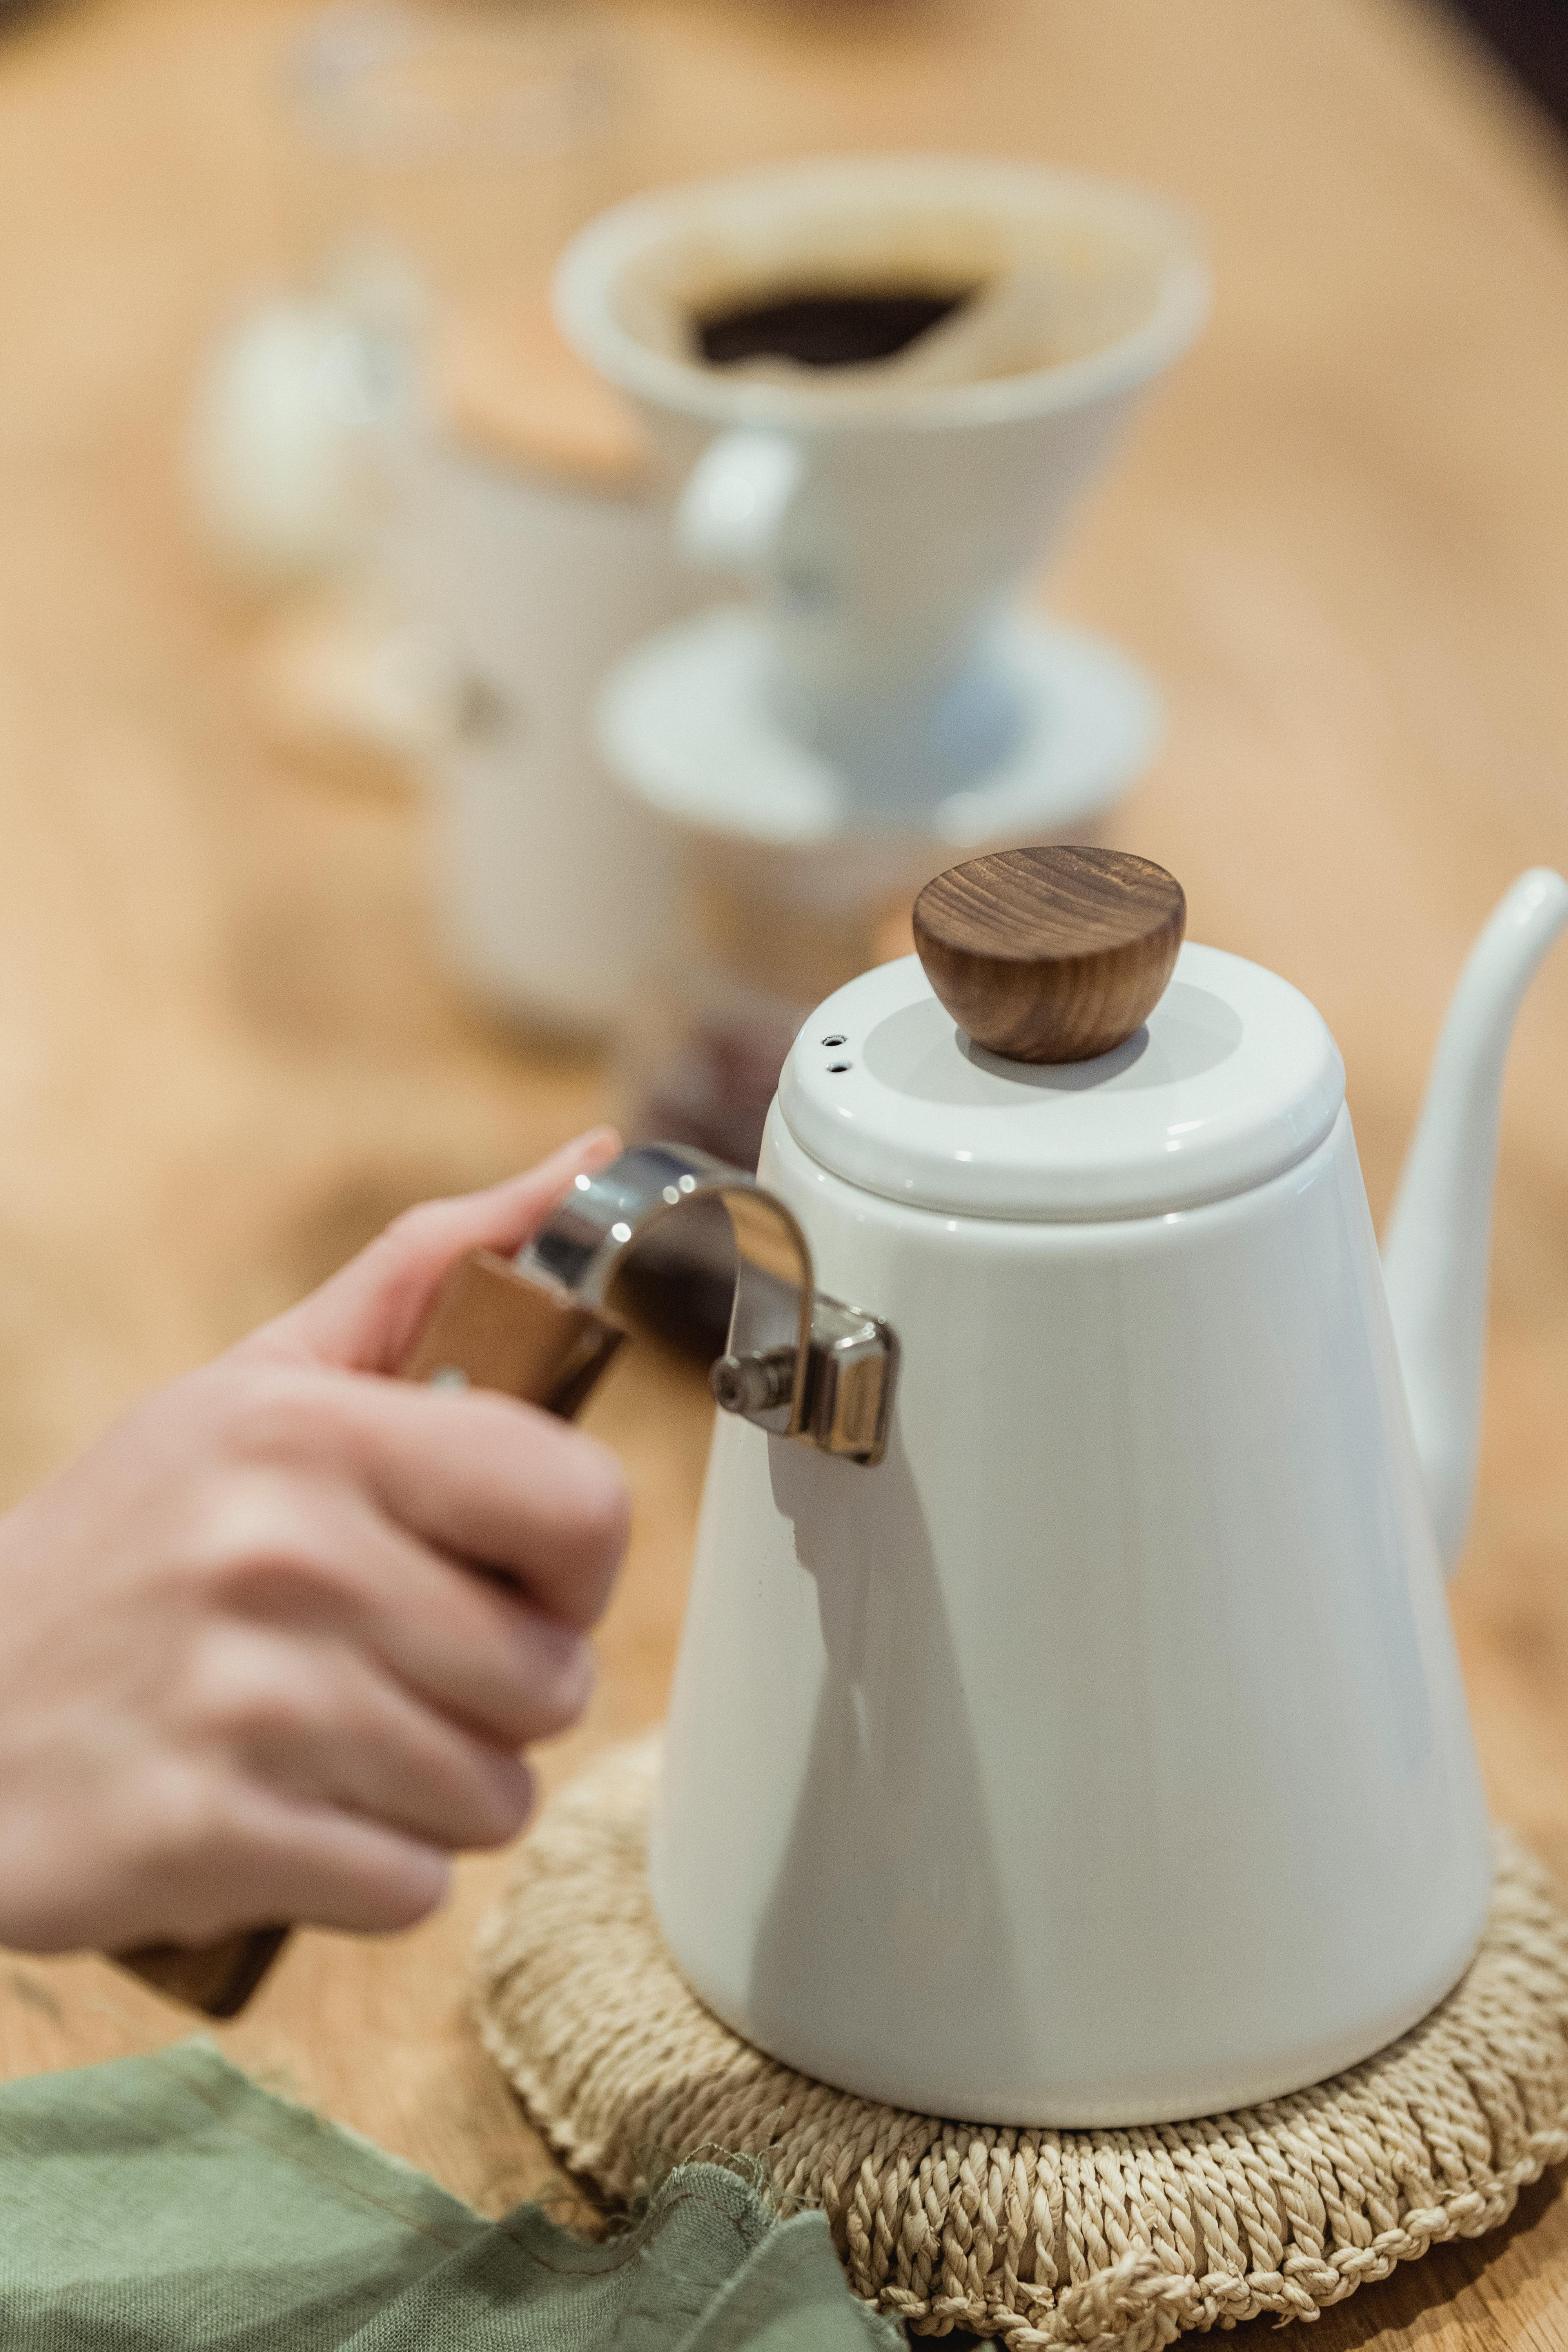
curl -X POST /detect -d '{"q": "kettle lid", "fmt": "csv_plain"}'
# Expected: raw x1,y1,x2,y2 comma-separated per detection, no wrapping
777,848,1345,1220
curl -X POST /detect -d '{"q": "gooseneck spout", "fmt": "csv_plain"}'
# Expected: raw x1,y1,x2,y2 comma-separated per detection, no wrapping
1383,869,1568,1573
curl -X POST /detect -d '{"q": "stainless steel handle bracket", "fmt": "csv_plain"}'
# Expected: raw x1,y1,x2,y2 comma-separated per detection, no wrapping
516,1143,898,1465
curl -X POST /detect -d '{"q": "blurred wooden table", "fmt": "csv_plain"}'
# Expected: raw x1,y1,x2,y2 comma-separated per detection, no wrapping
2,0,1568,2341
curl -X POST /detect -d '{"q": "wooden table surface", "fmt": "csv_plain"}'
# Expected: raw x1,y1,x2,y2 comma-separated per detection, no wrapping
3,0,1568,2341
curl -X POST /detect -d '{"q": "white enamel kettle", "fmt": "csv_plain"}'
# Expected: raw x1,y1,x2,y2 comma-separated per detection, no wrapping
641,845,1568,2127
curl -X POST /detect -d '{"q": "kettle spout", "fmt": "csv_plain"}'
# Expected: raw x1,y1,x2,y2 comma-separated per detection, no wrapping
1383,869,1568,1573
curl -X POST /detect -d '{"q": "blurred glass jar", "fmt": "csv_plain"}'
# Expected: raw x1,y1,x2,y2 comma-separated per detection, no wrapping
629,834,918,1172
601,822,925,1357
285,0,625,328
193,0,629,587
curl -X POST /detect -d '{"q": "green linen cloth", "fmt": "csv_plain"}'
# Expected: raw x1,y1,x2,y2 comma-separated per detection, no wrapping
0,2041,904,2350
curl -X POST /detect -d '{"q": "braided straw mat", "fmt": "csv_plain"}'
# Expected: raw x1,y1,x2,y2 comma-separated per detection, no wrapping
473,1739,1568,2350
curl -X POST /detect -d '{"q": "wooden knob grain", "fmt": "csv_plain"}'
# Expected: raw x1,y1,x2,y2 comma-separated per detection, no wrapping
913,846,1186,1063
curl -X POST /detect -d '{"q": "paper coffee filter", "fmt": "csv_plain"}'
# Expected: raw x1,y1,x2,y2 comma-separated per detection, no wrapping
607,187,1171,395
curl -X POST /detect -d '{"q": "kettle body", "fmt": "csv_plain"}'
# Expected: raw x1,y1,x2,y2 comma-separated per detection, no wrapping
648,941,1494,2125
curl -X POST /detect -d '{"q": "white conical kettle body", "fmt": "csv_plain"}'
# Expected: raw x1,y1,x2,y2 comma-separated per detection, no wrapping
649,946,1493,2126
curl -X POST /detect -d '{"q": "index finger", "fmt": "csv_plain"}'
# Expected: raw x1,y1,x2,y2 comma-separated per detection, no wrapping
244,1128,622,1375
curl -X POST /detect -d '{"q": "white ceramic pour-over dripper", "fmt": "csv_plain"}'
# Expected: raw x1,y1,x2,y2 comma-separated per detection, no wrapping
556,156,1209,818
649,850,1568,2128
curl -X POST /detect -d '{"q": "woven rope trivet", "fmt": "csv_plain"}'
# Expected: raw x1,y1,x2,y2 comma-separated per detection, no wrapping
474,1738,1568,2350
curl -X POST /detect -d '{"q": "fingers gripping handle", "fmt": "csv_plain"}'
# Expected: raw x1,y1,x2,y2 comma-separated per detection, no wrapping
113,1145,896,2016
110,1262,615,2017
109,1263,613,2015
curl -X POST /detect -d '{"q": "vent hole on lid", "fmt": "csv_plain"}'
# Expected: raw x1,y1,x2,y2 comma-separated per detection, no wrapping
820,1033,846,1047
827,1061,852,1074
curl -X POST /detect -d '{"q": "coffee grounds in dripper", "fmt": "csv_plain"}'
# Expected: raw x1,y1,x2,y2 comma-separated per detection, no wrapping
696,283,977,370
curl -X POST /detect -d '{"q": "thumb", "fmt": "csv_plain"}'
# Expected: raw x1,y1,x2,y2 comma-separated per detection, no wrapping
241,1128,622,1374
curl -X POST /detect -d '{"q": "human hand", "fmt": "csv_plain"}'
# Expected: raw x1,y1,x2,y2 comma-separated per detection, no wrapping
0,1130,628,1957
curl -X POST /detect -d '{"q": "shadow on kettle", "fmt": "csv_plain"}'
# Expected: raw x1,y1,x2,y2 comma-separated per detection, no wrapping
743,1428,1036,2114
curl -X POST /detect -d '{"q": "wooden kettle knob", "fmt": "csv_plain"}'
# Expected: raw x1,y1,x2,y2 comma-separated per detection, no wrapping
913,846,1186,1063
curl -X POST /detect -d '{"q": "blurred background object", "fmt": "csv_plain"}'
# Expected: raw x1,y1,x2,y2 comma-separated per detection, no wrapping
190,250,421,587
192,47,1213,1084
382,410,699,1038
564,158,1206,823
191,0,696,1040
285,0,621,287
193,1,627,587
1446,0,1568,132
562,155,1202,1179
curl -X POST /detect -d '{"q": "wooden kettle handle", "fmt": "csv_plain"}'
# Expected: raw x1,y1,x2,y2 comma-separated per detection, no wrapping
113,1250,622,2015
114,1926,292,2020
912,845,1186,1064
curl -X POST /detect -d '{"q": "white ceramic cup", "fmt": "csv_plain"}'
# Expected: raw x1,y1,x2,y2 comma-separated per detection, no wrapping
556,156,1209,814
383,437,699,1035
